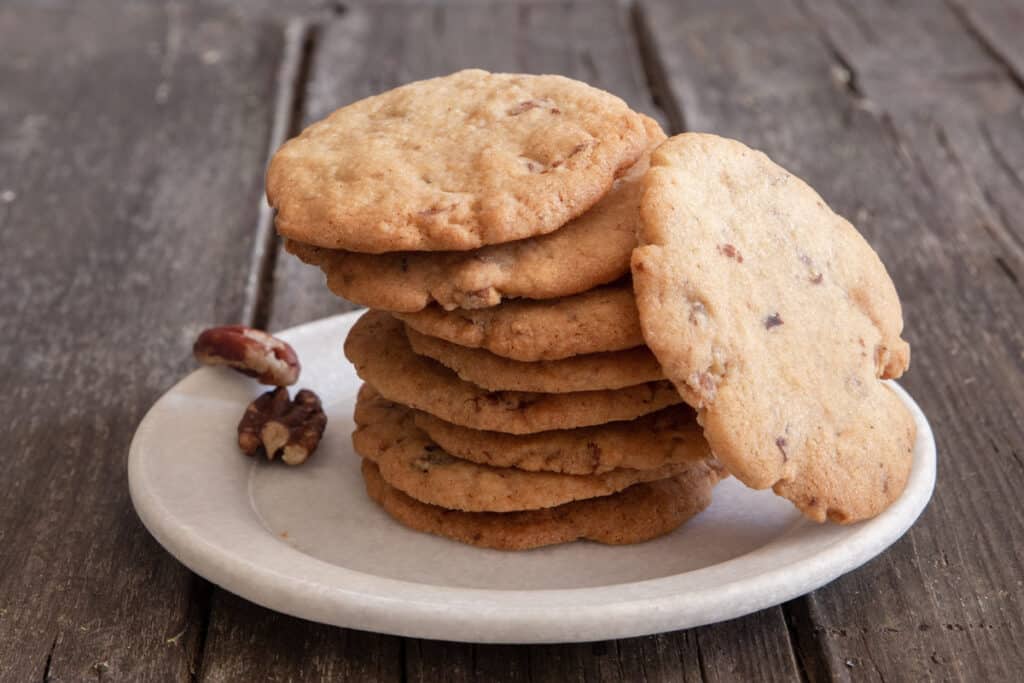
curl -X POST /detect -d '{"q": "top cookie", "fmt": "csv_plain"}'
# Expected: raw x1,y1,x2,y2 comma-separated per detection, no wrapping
632,133,914,523
267,69,649,253
282,117,664,311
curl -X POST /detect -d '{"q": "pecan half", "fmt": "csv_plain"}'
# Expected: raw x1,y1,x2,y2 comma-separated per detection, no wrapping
194,325,300,386
237,387,327,465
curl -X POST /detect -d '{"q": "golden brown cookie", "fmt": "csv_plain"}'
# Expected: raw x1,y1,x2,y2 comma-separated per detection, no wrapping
284,118,665,312
353,386,698,512
396,282,643,362
414,405,711,475
267,70,649,253
362,460,719,550
344,311,682,433
632,133,914,523
405,326,663,393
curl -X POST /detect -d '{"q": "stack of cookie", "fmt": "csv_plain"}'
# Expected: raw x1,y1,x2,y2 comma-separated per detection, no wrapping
267,70,724,550
268,69,916,545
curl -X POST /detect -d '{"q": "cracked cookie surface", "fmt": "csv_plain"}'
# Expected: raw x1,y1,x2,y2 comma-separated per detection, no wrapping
284,118,664,312
344,310,682,434
267,69,648,253
632,133,914,523
353,385,702,512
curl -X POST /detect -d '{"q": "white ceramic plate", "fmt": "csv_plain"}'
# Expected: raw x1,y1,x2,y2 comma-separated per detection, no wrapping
129,311,936,644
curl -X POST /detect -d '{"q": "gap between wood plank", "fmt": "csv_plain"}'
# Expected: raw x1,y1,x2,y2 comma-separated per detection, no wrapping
42,635,58,683
193,17,318,680
629,1,687,133
187,579,214,683
240,19,316,330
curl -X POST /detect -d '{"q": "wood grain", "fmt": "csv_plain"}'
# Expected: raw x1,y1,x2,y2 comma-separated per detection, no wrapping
639,0,1024,680
951,0,1024,86
0,1,285,680
199,592,402,682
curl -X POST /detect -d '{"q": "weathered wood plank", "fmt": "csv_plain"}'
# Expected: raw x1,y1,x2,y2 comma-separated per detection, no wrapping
639,0,1024,680
799,0,1024,266
0,2,285,680
950,0,1024,86
403,608,798,683
199,592,403,682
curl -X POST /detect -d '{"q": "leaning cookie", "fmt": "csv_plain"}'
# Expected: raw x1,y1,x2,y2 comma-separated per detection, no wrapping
268,69,649,253
284,117,664,312
362,460,720,551
413,404,711,475
344,310,682,434
353,385,700,512
396,281,644,362
632,133,914,523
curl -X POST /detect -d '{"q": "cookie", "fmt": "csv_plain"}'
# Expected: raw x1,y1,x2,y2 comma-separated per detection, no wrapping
353,386,699,512
284,118,664,312
267,69,649,253
396,282,643,362
406,326,663,393
362,460,718,550
344,311,682,433
414,405,712,475
631,133,914,523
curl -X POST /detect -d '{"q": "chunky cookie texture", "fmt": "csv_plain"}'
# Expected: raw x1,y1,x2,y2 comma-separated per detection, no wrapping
632,133,914,523
362,459,720,551
396,282,644,362
344,310,682,434
353,385,699,512
405,325,663,393
267,69,648,253
414,404,712,475
284,117,665,312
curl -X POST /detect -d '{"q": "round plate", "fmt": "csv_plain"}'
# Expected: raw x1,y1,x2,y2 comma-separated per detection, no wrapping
129,311,936,644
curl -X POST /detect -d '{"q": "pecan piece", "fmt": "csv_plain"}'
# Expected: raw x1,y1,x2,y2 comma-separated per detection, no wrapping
194,325,300,386
717,243,744,263
237,387,327,465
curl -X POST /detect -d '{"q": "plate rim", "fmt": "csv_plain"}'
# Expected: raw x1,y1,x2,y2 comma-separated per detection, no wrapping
129,311,936,643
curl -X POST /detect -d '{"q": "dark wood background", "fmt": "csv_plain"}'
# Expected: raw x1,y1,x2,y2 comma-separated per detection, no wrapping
2,0,1022,680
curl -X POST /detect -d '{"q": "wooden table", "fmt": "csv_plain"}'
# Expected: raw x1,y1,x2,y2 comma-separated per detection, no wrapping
3,0,1022,679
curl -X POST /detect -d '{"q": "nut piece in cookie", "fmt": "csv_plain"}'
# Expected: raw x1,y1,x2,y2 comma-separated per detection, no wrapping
238,387,326,465
194,325,300,386
632,132,914,524
266,69,649,253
